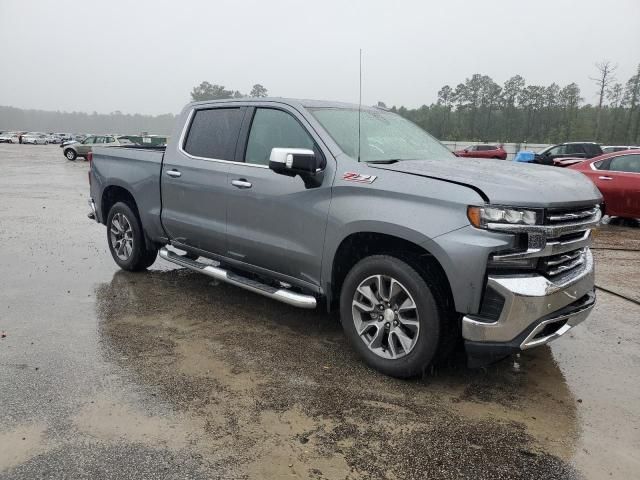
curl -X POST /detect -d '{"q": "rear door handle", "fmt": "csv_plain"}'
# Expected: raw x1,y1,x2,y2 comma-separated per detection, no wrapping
598,176,613,180
166,169,182,178
231,179,252,189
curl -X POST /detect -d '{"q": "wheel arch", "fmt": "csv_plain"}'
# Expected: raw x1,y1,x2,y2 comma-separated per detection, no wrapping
325,231,456,317
102,185,157,251
101,185,139,224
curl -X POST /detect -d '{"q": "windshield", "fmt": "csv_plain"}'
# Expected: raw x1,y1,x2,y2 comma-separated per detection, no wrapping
309,107,453,162
538,145,553,154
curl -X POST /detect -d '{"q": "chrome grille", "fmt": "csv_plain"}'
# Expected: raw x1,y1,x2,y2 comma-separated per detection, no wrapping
540,248,585,277
545,206,600,225
489,204,600,280
540,205,599,277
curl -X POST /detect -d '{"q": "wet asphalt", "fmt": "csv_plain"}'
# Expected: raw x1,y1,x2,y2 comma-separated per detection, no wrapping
0,143,639,479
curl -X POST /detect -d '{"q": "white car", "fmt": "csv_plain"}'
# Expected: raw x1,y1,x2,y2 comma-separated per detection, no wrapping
54,133,74,141
0,132,19,143
22,133,49,145
601,145,640,153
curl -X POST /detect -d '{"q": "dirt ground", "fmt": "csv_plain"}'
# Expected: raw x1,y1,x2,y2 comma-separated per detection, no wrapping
1,143,638,479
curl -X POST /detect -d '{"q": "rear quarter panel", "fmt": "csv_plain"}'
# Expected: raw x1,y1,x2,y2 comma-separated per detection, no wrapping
91,147,165,241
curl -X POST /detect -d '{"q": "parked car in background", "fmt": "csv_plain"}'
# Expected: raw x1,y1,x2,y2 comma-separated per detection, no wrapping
537,142,602,164
45,134,60,144
553,157,586,168
22,133,49,145
602,145,640,153
455,144,507,160
118,134,169,146
569,150,640,219
63,135,133,160
513,151,555,166
0,132,20,143
55,133,74,141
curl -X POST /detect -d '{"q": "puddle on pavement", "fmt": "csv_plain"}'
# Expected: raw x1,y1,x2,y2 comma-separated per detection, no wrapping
93,269,581,479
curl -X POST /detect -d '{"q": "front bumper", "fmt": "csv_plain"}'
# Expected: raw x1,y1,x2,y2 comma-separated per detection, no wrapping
463,248,595,363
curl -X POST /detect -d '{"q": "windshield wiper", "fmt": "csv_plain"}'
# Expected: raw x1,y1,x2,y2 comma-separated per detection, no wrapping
366,159,400,164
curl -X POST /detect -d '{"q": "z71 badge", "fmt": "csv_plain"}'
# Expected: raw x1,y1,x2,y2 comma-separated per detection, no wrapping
343,172,377,184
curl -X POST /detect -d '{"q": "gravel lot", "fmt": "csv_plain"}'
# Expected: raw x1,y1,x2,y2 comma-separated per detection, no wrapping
1,143,639,479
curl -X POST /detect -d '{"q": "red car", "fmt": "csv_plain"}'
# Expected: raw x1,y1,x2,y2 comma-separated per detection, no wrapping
568,150,640,219
454,144,507,160
553,157,586,168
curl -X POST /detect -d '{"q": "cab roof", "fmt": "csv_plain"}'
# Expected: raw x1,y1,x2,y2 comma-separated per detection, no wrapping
188,97,379,112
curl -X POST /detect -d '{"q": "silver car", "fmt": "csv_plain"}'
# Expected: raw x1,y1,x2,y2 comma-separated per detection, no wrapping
0,132,19,143
63,135,132,160
22,133,49,145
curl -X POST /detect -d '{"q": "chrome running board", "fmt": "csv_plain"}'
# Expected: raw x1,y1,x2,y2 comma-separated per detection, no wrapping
158,247,317,309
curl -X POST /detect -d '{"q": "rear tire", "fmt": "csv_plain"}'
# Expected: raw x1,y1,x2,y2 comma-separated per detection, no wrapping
65,149,77,161
340,255,442,378
106,202,157,271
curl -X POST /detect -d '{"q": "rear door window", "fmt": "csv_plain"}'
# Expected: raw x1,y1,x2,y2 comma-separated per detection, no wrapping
183,108,244,160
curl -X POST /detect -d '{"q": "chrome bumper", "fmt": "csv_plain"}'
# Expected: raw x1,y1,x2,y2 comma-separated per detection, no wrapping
462,249,595,350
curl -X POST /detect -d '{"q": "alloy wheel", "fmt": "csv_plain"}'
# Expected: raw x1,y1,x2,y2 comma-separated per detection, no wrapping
351,274,420,359
110,213,134,261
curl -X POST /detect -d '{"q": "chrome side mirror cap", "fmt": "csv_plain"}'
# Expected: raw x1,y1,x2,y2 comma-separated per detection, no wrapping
268,147,325,188
269,148,321,175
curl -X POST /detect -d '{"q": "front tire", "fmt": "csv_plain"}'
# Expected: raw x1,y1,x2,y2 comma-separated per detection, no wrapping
340,255,442,378
106,202,157,271
65,149,77,161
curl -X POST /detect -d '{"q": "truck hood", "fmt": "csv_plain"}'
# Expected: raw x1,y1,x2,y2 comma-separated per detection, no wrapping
369,157,602,207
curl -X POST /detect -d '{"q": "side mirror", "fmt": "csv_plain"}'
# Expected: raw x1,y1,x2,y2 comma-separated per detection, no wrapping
269,148,323,175
269,148,325,188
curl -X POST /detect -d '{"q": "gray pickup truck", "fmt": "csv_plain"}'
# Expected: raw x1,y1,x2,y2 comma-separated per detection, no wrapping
88,98,602,377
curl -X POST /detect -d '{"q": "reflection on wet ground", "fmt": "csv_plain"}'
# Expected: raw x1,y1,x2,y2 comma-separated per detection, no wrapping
94,269,580,479
1,144,639,479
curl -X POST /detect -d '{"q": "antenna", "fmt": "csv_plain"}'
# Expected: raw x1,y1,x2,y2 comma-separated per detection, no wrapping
358,48,362,162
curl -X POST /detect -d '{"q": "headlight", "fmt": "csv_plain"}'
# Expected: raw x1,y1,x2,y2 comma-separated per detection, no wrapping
467,205,538,229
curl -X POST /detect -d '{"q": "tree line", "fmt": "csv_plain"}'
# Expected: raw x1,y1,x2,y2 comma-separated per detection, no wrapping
389,62,640,145
3,64,639,144
0,82,270,134
190,82,268,101
0,106,176,135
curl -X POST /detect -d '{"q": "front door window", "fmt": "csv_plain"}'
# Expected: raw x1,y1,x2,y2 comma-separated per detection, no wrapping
245,108,315,166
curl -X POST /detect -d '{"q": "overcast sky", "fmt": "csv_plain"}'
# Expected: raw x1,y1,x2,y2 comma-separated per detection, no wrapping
1,0,639,115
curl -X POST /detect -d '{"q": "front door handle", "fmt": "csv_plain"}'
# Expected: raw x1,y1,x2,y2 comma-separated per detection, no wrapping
166,169,182,178
231,179,252,189
598,176,613,180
